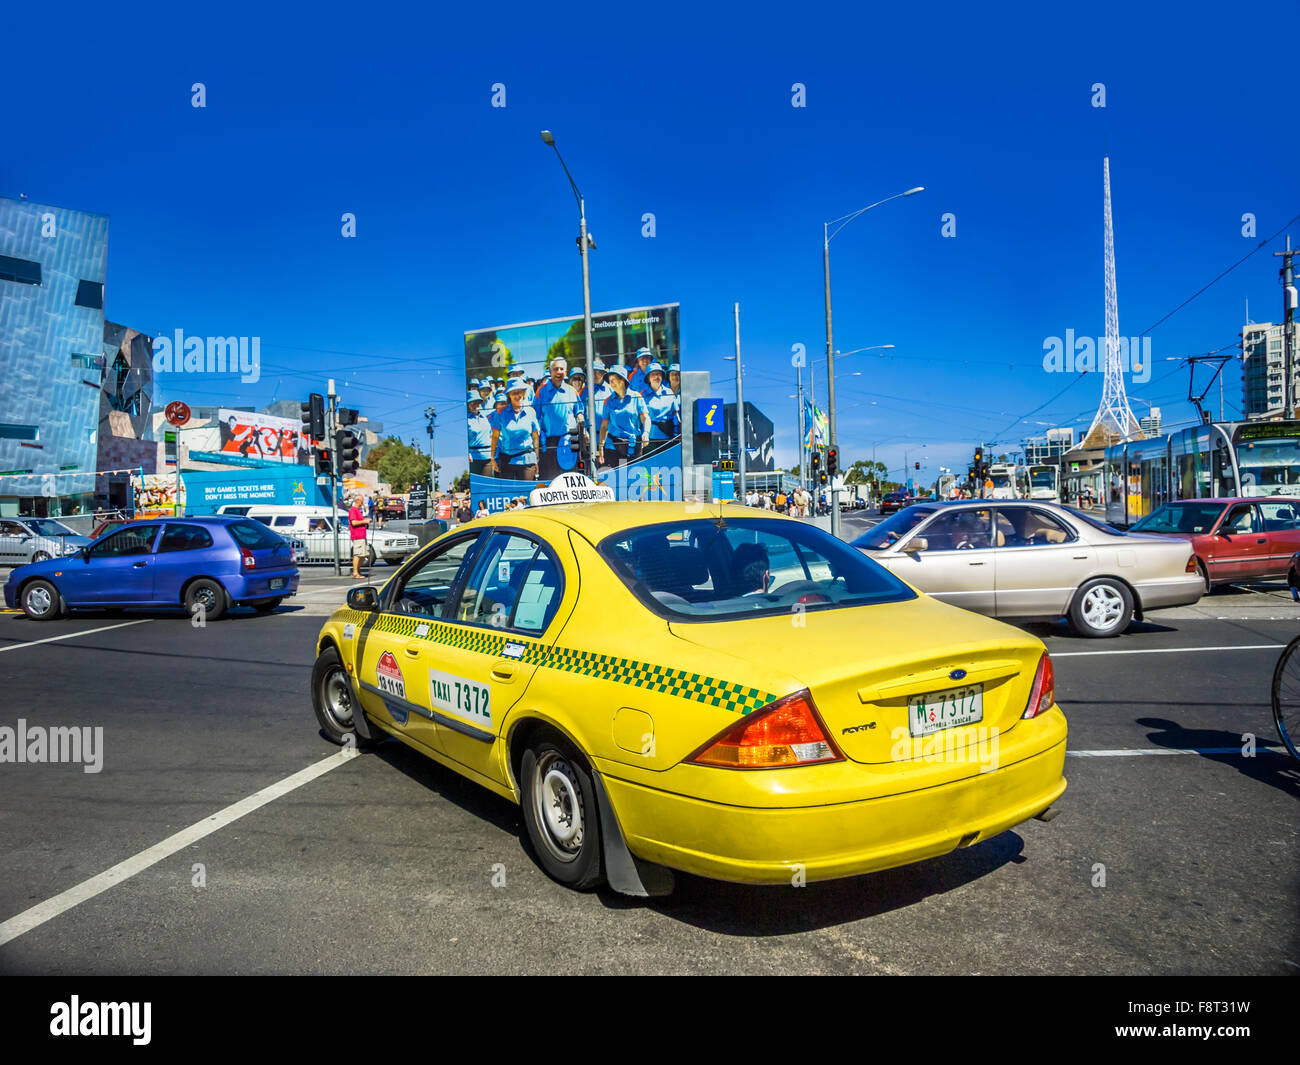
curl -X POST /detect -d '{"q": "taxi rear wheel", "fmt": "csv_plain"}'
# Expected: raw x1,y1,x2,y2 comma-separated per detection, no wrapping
521,732,604,891
311,646,379,747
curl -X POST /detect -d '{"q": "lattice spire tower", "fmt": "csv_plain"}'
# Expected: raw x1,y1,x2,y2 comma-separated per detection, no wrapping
1081,156,1142,449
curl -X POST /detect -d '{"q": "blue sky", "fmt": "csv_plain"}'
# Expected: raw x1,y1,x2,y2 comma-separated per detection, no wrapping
4,0,1296,483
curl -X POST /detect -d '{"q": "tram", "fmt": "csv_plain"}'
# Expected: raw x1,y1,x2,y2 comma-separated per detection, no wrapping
1104,420,1300,527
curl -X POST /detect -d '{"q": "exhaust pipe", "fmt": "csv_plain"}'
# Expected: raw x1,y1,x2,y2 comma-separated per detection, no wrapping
1034,805,1060,823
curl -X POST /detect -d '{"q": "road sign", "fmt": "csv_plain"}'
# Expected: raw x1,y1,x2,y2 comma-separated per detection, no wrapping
164,401,191,427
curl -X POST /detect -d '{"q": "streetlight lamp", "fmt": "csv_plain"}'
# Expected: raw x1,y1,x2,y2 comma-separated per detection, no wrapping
823,187,923,535
540,130,598,479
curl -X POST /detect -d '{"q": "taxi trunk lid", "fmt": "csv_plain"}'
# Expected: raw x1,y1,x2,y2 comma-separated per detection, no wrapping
669,597,1043,765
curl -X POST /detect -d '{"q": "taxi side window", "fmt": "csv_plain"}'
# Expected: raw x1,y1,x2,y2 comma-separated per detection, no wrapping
509,547,563,633
392,534,483,618
456,533,541,628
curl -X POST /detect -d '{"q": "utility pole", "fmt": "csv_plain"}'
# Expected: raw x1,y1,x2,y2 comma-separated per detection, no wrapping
328,379,340,576
425,405,438,492
796,364,806,492
822,224,839,537
1275,236,1297,420
734,303,746,501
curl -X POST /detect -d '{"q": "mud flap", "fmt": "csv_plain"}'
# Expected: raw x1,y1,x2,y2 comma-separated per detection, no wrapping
590,770,675,897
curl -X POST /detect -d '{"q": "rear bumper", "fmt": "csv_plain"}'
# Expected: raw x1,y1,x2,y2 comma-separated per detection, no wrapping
1133,574,1203,611
602,723,1068,885
227,570,299,602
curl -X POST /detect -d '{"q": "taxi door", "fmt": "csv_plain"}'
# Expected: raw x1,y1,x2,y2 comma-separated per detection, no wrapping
425,529,575,789
353,530,487,755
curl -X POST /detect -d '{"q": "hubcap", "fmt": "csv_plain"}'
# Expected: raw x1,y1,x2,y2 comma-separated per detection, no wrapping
25,586,52,615
1082,585,1123,630
533,752,584,862
322,668,354,727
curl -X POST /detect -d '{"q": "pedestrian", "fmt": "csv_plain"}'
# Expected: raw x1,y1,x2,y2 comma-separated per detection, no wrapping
475,499,488,519
456,497,472,524
642,362,679,447
627,347,654,396
347,493,370,579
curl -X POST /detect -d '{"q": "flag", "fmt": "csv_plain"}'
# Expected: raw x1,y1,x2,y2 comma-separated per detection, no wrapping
805,401,828,448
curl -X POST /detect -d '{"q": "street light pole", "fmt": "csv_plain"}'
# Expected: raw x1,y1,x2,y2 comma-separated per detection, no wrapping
734,304,746,500
822,187,924,537
541,130,598,479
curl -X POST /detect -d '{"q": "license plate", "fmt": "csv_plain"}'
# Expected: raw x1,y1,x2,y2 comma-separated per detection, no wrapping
908,684,983,737
269,578,285,590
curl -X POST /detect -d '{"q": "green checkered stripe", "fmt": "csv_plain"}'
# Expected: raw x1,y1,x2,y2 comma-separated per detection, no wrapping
334,609,367,626
369,611,774,715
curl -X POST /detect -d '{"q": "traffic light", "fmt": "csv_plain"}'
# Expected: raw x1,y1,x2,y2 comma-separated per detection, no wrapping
338,407,359,427
915,461,920,470
818,468,828,486
314,446,332,476
336,429,360,477
810,451,821,476
300,393,325,440
825,445,839,477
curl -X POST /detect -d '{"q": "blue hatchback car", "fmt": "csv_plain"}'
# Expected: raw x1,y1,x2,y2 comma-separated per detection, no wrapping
3,516,299,621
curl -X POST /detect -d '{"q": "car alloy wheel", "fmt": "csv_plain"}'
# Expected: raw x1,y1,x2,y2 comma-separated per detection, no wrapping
1069,577,1133,637
1081,585,1123,629
23,582,57,619
32,551,51,563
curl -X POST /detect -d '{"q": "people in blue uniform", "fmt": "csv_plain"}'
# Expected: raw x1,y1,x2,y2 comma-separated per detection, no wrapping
466,391,495,476
535,357,582,479
642,362,679,443
667,362,681,395
490,379,541,480
598,365,649,468
627,347,654,396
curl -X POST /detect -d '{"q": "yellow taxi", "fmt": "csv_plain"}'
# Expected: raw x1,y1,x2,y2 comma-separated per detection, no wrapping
311,476,1067,895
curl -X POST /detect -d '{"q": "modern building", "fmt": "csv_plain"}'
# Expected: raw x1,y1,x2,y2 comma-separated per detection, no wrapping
1241,321,1297,418
1022,427,1076,466
1139,407,1162,437
722,401,775,473
0,195,110,516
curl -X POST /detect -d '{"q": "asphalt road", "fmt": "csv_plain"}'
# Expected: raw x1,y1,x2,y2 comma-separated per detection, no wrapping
0,552,1297,974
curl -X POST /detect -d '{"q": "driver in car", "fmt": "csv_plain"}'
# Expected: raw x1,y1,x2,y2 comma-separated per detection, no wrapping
732,542,770,595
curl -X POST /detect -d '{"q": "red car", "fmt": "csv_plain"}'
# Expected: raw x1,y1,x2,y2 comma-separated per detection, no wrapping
1130,497,1300,591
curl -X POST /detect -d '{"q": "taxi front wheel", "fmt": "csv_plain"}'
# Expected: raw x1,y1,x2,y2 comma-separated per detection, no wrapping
311,647,380,748
521,732,605,891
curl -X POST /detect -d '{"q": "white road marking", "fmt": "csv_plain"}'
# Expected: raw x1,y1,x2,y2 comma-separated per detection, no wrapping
1053,644,1285,658
0,749,358,947
1068,745,1283,757
0,619,152,654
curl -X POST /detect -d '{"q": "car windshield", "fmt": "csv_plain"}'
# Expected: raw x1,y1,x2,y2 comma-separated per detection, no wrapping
851,505,939,549
598,518,914,621
1131,503,1225,534
25,519,76,536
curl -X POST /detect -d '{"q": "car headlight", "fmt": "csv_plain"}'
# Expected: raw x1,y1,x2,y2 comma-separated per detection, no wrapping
63,544,79,555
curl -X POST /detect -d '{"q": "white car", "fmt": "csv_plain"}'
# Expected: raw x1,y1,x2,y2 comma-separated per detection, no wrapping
218,505,419,565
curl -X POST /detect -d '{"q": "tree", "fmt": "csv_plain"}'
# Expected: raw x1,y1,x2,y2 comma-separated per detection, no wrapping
845,459,887,485
454,470,469,492
364,436,430,493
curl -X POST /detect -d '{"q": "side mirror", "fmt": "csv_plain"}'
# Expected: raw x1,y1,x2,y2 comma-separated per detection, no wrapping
347,585,380,612
906,537,928,554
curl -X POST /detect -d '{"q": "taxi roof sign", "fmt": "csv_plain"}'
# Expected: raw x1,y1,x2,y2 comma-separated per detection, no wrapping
529,473,615,507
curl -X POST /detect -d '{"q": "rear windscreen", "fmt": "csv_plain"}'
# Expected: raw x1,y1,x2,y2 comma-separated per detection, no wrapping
228,520,284,549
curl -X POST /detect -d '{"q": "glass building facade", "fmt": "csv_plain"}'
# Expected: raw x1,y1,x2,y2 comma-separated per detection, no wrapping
0,196,109,516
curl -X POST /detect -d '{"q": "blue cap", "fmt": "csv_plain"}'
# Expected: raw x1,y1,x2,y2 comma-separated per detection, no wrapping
592,358,606,372
507,366,525,377
506,378,529,394
605,364,629,383
494,390,506,403
569,366,586,379
467,390,482,405
646,362,665,376
636,347,652,360
668,362,680,372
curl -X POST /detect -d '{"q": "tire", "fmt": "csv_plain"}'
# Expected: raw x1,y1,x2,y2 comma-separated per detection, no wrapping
1271,636,1300,763
310,646,379,747
1196,560,1212,595
184,578,226,621
254,597,283,614
31,550,51,563
1067,577,1133,638
20,579,63,621
367,546,376,568
520,731,605,891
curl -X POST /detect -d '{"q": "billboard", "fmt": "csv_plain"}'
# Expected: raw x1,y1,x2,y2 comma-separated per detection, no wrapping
186,409,310,468
464,304,682,513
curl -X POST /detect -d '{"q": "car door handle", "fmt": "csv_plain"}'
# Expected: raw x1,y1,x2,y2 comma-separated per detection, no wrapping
490,667,516,683
968,561,985,566
133,560,148,568
403,643,421,658
1256,538,1266,544
1072,555,1089,560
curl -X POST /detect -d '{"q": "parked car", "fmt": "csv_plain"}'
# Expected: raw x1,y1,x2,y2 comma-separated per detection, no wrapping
0,517,92,565
879,491,912,515
853,500,1203,637
4,516,299,621
380,496,406,520
1129,498,1300,591
223,504,419,565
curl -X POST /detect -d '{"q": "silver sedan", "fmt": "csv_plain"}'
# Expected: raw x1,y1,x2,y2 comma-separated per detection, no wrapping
0,518,91,565
852,500,1204,637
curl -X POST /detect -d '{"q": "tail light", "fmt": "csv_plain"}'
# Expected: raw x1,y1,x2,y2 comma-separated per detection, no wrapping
240,544,256,569
687,689,843,769
1022,653,1055,719
1185,556,1199,573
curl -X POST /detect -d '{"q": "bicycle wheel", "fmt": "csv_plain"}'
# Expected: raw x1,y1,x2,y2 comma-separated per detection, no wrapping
1270,635,1300,763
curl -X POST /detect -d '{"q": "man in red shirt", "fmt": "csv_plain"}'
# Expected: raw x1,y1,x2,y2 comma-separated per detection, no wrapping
348,493,370,578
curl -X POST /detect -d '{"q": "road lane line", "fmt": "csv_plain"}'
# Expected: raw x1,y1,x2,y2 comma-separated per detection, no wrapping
0,749,358,948
1053,644,1285,658
0,619,153,654
1068,745,1283,757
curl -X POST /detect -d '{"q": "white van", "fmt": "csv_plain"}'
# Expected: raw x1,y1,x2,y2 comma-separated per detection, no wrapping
217,504,420,565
